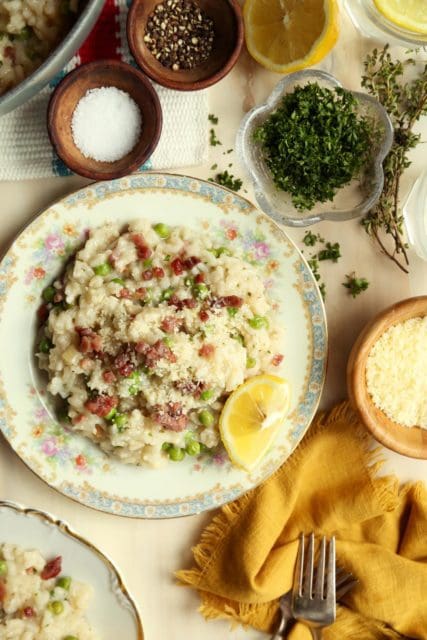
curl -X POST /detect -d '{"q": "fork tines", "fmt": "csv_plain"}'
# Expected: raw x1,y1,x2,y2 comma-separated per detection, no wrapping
295,533,336,602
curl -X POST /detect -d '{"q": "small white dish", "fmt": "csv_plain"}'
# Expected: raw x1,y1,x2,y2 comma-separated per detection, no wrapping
0,501,144,639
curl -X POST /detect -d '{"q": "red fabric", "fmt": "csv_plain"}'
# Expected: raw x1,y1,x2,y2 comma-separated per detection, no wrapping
78,0,121,63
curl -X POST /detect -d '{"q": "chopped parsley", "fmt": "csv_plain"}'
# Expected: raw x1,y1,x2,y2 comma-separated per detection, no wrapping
318,242,341,263
208,114,219,124
253,83,373,210
210,163,218,170
209,129,222,146
210,170,242,192
304,236,341,299
342,273,370,298
303,230,323,247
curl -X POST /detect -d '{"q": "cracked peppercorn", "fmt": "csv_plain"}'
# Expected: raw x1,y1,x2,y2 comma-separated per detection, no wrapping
144,0,215,71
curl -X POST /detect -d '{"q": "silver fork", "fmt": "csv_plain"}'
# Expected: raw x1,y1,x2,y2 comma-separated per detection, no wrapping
292,533,336,640
270,566,357,639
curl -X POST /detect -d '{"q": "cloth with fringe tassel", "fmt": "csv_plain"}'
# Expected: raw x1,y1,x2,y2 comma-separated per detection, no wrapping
177,401,427,639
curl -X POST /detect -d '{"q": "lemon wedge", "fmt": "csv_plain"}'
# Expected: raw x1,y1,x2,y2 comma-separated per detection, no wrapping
243,0,339,74
373,0,427,34
219,375,291,471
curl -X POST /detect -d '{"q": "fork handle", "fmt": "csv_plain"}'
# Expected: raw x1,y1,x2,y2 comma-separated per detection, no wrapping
309,628,322,640
269,611,291,639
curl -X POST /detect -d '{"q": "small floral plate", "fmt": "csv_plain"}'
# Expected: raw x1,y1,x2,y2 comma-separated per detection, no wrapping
0,173,327,518
0,500,143,638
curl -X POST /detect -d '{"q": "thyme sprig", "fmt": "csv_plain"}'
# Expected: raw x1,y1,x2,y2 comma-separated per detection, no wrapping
361,46,427,273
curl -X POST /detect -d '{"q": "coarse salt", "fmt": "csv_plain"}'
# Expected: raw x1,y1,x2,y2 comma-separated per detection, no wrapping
71,86,142,162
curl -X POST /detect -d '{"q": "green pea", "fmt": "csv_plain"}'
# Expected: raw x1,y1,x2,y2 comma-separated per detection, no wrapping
144,288,153,303
105,407,117,422
111,277,125,285
200,389,214,402
129,384,140,396
246,356,256,368
112,413,128,431
16,26,32,40
162,336,174,348
168,446,185,461
48,601,64,615
227,307,238,317
39,337,53,354
184,430,196,443
26,46,39,61
186,440,201,456
210,247,231,258
160,287,174,302
143,258,153,268
57,408,71,423
42,285,56,303
93,263,112,277
153,223,170,239
248,315,269,330
193,283,209,300
198,409,214,427
0,560,7,576
162,442,172,452
57,576,71,590
128,371,142,395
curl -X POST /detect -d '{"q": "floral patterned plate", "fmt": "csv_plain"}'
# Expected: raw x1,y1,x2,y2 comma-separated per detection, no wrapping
0,173,327,518
0,500,143,638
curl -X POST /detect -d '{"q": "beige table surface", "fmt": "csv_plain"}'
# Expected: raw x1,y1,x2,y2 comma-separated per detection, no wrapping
0,8,426,640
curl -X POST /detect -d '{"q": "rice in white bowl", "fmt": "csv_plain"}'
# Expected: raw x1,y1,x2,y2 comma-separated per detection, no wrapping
0,0,81,95
0,543,98,640
37,220,284,467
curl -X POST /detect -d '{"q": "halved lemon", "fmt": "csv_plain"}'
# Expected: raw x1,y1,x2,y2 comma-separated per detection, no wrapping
243,0,339,74
219,374,291,471
373,0,427,34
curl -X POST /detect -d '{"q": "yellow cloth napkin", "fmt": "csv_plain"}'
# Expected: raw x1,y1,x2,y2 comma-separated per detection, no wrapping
177,402,427,639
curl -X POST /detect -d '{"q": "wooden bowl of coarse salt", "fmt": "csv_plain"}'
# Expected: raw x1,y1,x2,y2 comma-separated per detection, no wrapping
47,60,162,181
348,296,427,459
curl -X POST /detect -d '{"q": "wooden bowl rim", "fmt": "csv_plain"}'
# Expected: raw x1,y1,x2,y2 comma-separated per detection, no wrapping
347,295,427,459
47,59,163,181
126,0,244,91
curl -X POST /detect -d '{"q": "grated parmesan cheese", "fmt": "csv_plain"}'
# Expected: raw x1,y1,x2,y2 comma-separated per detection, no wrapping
366,316,427,428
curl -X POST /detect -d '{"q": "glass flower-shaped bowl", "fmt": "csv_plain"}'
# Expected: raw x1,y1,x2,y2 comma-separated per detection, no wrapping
236,69,394,227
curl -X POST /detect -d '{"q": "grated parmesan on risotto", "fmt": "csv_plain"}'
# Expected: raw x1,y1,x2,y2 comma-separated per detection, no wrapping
0,543,98,640
0,0,82,96
37,220,284,467
366,316,427,428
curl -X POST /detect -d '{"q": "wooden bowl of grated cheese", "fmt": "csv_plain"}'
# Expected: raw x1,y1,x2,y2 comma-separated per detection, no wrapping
348,296,427,459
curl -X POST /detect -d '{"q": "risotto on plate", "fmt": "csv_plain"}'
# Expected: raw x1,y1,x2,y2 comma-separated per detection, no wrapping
0,0,81,96
0,543,98,640
37,219,284,467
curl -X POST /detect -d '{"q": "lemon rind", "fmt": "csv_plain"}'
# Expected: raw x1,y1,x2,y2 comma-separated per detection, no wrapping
243,0,339,74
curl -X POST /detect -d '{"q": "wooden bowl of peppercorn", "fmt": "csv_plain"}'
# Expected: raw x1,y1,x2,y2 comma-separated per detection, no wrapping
127,0,244,91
